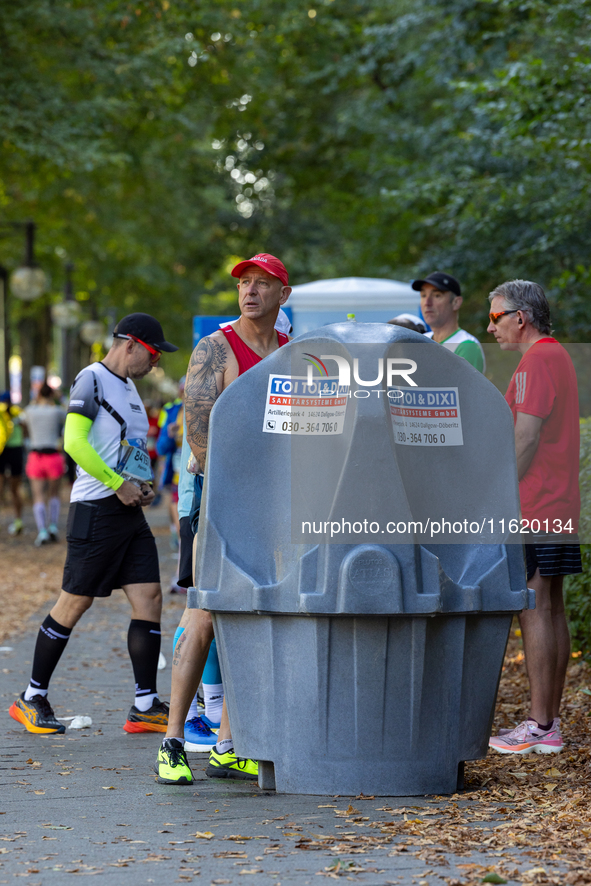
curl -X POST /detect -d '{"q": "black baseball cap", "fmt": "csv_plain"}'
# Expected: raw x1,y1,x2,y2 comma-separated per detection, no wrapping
411,272,461,298
113,313,178,353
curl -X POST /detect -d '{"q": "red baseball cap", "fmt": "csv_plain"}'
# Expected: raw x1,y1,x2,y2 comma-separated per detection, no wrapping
231,253,289,285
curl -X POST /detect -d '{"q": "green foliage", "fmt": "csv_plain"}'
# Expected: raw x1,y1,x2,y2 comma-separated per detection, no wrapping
4,0,591,377
565,418,591,658
564,546,591,660
203,0,591,339
0,0,245,369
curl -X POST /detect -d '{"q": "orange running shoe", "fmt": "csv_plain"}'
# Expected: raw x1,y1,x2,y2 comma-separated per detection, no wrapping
123,698,169,733
9,692,65,735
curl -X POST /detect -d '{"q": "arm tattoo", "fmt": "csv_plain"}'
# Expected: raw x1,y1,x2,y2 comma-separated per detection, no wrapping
184,337,227,471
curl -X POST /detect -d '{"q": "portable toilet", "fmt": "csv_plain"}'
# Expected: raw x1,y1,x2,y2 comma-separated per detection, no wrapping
189,322,531,796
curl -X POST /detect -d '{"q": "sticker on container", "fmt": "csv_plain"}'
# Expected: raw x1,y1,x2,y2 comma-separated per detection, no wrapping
389,386,463,446
263,375,347,435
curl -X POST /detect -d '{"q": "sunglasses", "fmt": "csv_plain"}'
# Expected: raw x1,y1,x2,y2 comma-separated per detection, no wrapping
115,333,162,358
489,310,518,324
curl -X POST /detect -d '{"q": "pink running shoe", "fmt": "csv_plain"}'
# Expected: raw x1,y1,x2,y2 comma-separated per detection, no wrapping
498,717,561,737
489,719,563,754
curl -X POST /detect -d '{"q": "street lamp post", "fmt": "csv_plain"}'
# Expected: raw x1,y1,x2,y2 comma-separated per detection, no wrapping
51,263,81,390
63,262,74,390
0,220,49,402
9,222,49,302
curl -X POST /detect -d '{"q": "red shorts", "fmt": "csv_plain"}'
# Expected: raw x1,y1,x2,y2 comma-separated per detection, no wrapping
26,451,65,481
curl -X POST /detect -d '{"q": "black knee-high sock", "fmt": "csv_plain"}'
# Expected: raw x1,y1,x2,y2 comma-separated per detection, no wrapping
127,620,161,698
29,615,72,692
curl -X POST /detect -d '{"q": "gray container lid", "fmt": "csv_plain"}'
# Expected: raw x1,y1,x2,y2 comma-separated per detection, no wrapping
192,322,530,616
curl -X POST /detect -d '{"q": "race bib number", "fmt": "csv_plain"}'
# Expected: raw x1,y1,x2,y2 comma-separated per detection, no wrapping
116,438,153,482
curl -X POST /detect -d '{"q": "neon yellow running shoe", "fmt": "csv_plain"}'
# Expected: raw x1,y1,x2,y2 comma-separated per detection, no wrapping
154,738,193,784
206,747,258,780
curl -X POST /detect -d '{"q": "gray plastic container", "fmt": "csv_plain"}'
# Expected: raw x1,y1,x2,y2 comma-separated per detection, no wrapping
188,323,531,795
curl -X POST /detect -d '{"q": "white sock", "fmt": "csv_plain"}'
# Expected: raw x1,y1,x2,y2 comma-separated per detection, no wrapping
204,683,224,724
215,738,233,755
187,694,201,721
135,692,158,712
25,685,48,701
33,502,46,532
49,497,60,526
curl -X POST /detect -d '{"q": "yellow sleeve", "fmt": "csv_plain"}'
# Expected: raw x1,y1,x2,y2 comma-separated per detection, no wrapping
63,413,124,490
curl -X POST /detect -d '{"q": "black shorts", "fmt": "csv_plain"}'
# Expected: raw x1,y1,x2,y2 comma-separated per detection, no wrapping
177,475,203,588
0,446,24,478
178,516,194,589
525,533,583,581
62,494,160,597
64,452,77,485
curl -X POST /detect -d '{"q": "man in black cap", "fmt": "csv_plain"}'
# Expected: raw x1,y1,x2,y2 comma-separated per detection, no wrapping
9,314,178,737
411,272,485,371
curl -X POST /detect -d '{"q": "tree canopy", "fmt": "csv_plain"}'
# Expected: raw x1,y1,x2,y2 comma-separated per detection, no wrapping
2,0,591,380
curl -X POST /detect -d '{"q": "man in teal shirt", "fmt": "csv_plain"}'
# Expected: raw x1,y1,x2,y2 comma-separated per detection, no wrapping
412,271,485,372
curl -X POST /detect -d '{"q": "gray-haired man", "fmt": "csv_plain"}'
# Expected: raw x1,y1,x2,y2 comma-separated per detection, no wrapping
487,280,581,755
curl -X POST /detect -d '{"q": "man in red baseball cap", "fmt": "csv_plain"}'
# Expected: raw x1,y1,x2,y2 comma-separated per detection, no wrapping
230,253,289,286
155,252,291,785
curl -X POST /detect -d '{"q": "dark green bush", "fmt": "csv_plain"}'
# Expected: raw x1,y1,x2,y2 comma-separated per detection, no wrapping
565,545,591,660
564,419,591,659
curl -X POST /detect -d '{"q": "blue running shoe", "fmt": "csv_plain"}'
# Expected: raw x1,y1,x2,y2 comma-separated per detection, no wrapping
184,716,217,752
201,714,221,732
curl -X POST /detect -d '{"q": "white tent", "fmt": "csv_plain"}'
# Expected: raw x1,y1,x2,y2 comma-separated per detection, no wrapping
287,277,419,335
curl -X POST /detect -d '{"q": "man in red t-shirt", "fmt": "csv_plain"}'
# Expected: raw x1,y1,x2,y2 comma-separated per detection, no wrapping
487,279,581,755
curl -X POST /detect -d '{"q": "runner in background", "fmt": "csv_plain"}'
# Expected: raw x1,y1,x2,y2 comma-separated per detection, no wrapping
22,383,66,546
0,392,25,537
159,398,186,594
144,400,162,506
388,313,426,334
157,377,185,551
145,401,160,472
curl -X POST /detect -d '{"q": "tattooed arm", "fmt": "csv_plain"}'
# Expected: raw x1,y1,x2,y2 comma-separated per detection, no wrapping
184,335,228,472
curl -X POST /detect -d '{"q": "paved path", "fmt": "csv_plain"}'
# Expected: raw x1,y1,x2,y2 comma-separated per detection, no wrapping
0,506,558,885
